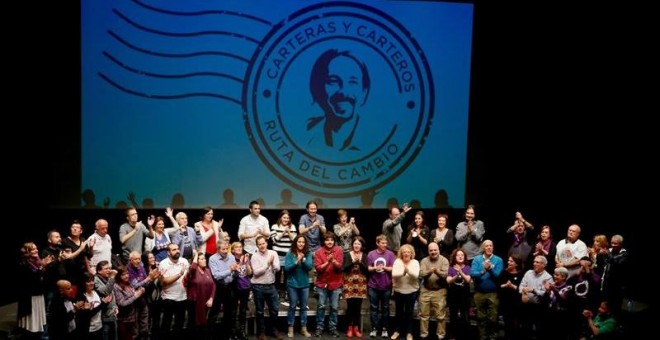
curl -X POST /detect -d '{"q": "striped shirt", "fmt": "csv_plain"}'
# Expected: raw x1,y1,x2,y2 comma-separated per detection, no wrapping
270,224,297,258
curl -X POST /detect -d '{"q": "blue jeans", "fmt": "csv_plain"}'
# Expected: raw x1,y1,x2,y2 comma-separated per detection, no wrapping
368,288,391,332
316,287,342,331
287,286,309,326
253,284,280,334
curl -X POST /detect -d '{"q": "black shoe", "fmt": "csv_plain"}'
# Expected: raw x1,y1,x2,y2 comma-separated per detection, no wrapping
314,329,324,337
330,329,340,338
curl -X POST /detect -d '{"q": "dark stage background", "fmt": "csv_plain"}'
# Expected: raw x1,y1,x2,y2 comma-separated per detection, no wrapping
8,2,651,329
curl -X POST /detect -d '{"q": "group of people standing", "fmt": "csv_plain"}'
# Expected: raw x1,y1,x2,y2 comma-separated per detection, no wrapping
15,202,630,340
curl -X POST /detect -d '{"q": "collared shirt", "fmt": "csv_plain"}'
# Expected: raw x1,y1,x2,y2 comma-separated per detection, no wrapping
519,269,553,304
209,253,235,285
250,249,280,285
299,214,325,252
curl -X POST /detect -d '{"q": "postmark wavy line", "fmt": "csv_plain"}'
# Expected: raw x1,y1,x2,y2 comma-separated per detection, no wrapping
113,9,261,44
102,51,244,84
130,0,273,27
98,73,242,105
108,31,250,63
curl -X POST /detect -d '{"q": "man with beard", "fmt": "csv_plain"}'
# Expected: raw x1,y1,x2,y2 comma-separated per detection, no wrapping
307,49,370,152
418,242,449,340
157,244,190,338
455,204,486,264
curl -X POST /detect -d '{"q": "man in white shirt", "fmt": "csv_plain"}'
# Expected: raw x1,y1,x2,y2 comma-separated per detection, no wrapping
238,201,270,254
555,224,588,278
157,244,190,337
87,219,112,274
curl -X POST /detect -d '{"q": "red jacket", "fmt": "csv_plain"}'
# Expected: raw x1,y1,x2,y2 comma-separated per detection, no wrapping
314,245,344,290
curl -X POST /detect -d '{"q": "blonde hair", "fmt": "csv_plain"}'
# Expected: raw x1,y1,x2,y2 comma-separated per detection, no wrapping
397,244,415,259
593,234,608,249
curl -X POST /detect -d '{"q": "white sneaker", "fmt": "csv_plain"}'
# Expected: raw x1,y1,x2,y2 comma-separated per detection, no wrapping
281,301,290,307
370,330,378,338
381,331,389,339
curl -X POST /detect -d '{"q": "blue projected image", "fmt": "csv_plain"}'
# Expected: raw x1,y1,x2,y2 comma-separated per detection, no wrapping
81,0,473,209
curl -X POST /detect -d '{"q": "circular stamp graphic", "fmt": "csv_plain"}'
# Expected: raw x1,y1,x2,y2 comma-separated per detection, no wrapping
243,2,434,198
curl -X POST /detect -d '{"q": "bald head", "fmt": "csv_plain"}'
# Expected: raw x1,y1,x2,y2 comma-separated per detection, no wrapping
56,279,71,290
567,224,581,242
428,242,439,259
57,279,73,298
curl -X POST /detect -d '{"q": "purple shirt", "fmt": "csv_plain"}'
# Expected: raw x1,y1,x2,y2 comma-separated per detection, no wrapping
367,249,396,290
448,265,471,289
